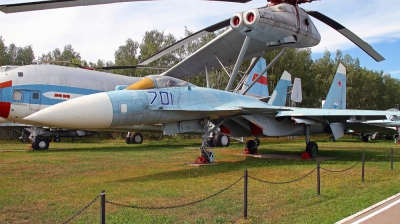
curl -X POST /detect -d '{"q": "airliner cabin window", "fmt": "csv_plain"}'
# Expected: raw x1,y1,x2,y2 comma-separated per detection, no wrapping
18,72,23,77
13,90,22,101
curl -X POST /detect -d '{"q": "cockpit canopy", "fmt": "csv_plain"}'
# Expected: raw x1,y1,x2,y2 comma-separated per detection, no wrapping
125,75,194,90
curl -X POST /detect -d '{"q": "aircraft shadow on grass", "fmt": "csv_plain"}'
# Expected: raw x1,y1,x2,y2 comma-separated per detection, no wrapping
111,151,371,183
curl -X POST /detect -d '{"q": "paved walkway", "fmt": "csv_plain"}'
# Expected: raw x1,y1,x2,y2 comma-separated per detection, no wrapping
336,193,400,224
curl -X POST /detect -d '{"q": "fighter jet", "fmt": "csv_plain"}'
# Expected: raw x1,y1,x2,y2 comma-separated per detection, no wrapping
24,73,400,161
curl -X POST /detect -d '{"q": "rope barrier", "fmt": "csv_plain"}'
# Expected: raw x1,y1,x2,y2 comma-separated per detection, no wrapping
320,161,361,173
248,168,316,184
62,194,101,224
106,176,243,210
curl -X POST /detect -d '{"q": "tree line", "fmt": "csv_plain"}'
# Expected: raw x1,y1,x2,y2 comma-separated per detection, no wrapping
1,28,398,111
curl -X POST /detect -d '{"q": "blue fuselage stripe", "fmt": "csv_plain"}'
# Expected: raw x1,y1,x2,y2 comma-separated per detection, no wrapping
1,84,101,106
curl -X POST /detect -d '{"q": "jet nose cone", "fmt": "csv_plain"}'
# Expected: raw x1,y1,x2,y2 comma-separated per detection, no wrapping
24,93,113,129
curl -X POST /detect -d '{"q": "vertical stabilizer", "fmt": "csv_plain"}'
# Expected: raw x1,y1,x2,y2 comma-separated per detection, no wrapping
268,71,292,106
240,58,268,98
323,63,346,109
291,78,302,103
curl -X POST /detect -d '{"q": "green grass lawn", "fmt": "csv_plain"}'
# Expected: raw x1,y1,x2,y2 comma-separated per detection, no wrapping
0,135,399,223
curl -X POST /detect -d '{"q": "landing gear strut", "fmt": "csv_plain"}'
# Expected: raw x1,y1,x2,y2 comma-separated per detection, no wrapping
194,120,223,164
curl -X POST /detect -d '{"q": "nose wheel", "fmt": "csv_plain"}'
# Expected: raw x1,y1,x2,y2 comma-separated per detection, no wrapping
31,136,50,150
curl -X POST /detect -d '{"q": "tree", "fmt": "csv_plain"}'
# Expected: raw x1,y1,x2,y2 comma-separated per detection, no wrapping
138,30,179,77
0,36,8,65
113,38,140,77
41,44,81,65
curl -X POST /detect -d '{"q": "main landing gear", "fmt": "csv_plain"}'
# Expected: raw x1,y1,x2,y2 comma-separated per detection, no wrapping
243,137,260,155
304,125,318,158
361,134,370,142
206,132,230,147
194,120,223,164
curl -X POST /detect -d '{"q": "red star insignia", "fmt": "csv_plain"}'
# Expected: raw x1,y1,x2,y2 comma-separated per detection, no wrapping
338,79,342,87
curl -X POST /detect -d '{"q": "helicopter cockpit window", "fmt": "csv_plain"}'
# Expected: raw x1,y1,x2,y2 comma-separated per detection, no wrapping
0,66,19,73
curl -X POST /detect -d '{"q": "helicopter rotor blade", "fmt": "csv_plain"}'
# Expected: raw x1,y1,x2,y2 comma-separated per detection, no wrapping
42,60,85,68
97,65,170,70
0,0,250,14
306,10,385,62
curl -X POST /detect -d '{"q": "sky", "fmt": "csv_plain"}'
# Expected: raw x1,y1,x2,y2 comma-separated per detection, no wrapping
1,0,400,78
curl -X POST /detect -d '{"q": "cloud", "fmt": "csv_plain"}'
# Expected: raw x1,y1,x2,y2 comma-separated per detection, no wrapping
388,70,400,75
0,1,260,62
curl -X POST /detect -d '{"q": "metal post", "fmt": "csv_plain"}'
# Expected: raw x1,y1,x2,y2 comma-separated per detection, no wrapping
244,170,248,219
391,148,394,171
317,162,320,195
205,65,210,88
241,48,287,95
100,190,106,224
362,152,365,182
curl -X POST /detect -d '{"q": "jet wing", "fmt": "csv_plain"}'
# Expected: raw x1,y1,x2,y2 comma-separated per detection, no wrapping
149,106,291,118
160,28,284,79
345,122,398,134
276,108,395,123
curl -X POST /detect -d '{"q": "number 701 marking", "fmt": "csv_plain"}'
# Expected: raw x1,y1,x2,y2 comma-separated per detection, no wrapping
148,91,174,105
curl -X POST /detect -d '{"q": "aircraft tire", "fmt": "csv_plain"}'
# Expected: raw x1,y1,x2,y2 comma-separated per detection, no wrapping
32,138,50,150
213,134,222,147
362,136,369,142
125,132,132,144
207,138,215,147
125,137,131,144
54,137,61,143
220,135,230,147
306,141,318,158
130,132,143,144
246,140,256,154
213,133,230,147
